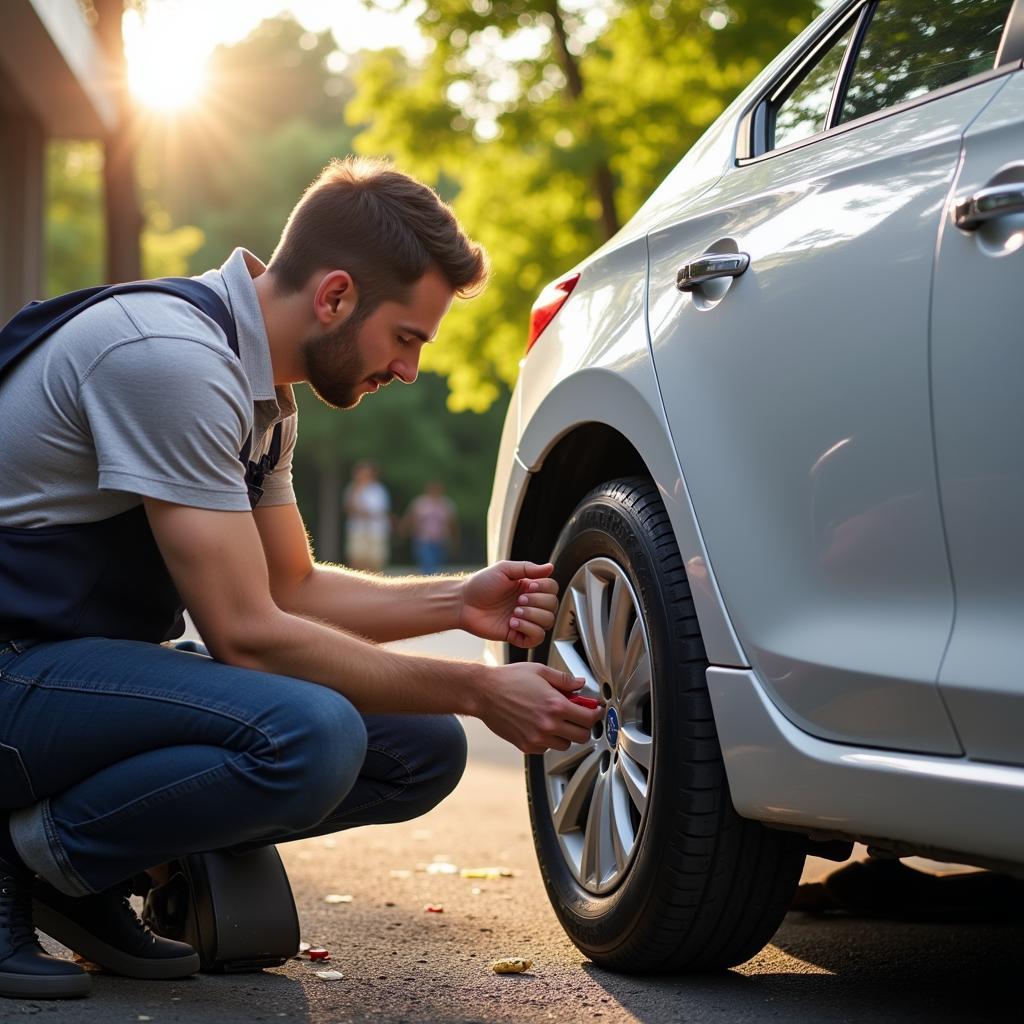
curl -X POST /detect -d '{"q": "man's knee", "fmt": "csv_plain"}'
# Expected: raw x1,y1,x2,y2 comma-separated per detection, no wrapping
412,714,468,813
265,686,368,830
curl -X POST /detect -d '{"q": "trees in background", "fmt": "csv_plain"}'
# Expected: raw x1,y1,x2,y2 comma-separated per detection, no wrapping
141,15,355,258
46,142,203,294
349,0,819,411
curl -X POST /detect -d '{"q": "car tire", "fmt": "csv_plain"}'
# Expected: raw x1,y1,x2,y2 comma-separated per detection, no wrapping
526,476,806,972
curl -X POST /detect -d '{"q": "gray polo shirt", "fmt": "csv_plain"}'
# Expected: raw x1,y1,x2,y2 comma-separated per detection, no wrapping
1,248,297,528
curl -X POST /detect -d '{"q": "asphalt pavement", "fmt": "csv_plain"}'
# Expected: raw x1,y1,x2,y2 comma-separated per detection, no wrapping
13,630,1023,1024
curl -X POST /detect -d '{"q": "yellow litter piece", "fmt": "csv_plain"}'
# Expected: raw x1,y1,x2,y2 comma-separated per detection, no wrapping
460,866,513,879
492,957,532,974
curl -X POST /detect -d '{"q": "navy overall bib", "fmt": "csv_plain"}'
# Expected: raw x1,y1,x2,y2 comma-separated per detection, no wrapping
0,280,281,643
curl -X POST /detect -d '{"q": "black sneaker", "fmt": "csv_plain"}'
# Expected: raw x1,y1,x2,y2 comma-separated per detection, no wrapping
0,859,90,999
33,878,200,980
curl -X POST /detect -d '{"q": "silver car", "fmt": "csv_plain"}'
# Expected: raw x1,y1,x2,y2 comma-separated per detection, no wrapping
486,0,1024,972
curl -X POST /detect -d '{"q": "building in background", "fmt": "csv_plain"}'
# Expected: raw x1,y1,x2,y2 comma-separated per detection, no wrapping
0,0,138,321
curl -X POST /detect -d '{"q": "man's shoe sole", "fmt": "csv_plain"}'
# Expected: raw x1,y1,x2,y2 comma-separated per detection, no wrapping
0,969,91,999
33,902,200,980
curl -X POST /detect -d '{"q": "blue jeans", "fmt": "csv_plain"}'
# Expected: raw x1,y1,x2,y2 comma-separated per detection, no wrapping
0,637,466,897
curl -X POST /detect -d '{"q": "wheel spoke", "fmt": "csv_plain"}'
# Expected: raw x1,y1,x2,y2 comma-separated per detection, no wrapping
584,569,611,682
621,616,644,683
580,769,610,884
544,738,596,778
610,766,638,872
570,585,604,685
549,638,600,696
619,651,651,711
605,575,633,684
617,749,649,814
618,724,652,771
551,749,602,835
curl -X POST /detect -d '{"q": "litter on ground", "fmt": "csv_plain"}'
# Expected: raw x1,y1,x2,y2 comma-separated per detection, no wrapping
460,866,514,879
492,957,533,974
426,862,458,875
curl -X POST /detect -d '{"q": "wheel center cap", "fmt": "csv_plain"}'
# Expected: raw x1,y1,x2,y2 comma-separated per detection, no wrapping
606,707,620,748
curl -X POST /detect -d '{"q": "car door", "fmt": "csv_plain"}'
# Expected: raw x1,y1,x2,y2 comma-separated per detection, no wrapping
931,59,1024,765
646,0,1018,754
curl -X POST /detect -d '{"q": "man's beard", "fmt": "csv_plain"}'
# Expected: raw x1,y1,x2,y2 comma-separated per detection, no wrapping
303,314,376,409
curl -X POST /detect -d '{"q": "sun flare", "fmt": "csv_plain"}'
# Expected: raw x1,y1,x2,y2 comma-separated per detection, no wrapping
123,7,210,113
127,56,208,112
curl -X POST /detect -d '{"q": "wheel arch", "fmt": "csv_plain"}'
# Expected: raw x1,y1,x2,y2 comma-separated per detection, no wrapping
508,424,649,637
507,398,745,668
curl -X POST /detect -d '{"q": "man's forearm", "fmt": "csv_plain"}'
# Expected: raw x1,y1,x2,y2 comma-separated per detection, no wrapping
228,606,484,714
217,605,602,757
279,563,465,642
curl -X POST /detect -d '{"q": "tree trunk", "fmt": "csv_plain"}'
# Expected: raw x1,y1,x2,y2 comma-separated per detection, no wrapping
548,1,620,240
95,0,143,283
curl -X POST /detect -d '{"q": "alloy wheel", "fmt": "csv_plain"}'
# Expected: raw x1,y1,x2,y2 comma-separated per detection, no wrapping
543,556,654,894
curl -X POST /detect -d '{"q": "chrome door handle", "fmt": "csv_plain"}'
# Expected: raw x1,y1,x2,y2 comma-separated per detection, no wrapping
676,252,750,291
954,183,1024,230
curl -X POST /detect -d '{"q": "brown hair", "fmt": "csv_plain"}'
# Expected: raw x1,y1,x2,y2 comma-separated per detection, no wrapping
268,157,488,313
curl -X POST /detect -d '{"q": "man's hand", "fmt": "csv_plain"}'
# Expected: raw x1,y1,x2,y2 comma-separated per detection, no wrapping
477,663,604,754
458,561,559,648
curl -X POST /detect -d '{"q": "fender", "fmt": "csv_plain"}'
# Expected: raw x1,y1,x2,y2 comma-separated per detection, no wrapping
512,367,747,670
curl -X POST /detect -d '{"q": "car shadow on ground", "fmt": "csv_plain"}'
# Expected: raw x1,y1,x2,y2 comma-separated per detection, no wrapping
578,912,1024,1023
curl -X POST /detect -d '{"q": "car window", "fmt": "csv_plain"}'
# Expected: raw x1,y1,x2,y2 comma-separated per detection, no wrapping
839,0,1015,124
772,23,857,150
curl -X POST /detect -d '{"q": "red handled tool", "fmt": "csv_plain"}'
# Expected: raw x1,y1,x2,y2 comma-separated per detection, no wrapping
568,695,601,709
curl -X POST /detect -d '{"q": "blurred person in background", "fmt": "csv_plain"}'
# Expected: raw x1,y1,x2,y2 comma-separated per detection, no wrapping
403,480,458,574
343,460,391,571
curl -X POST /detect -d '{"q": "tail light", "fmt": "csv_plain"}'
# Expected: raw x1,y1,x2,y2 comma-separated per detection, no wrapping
525,273,580,353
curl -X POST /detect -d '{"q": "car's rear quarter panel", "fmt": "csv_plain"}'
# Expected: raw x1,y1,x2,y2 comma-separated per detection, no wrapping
488,231,746,670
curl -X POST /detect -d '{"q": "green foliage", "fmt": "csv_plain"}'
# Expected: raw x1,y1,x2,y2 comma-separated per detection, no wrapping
349,0,820,409
142,206,205,278
181,115,355,269
45,142,204,295
138,16,354,227
45,143,104,295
